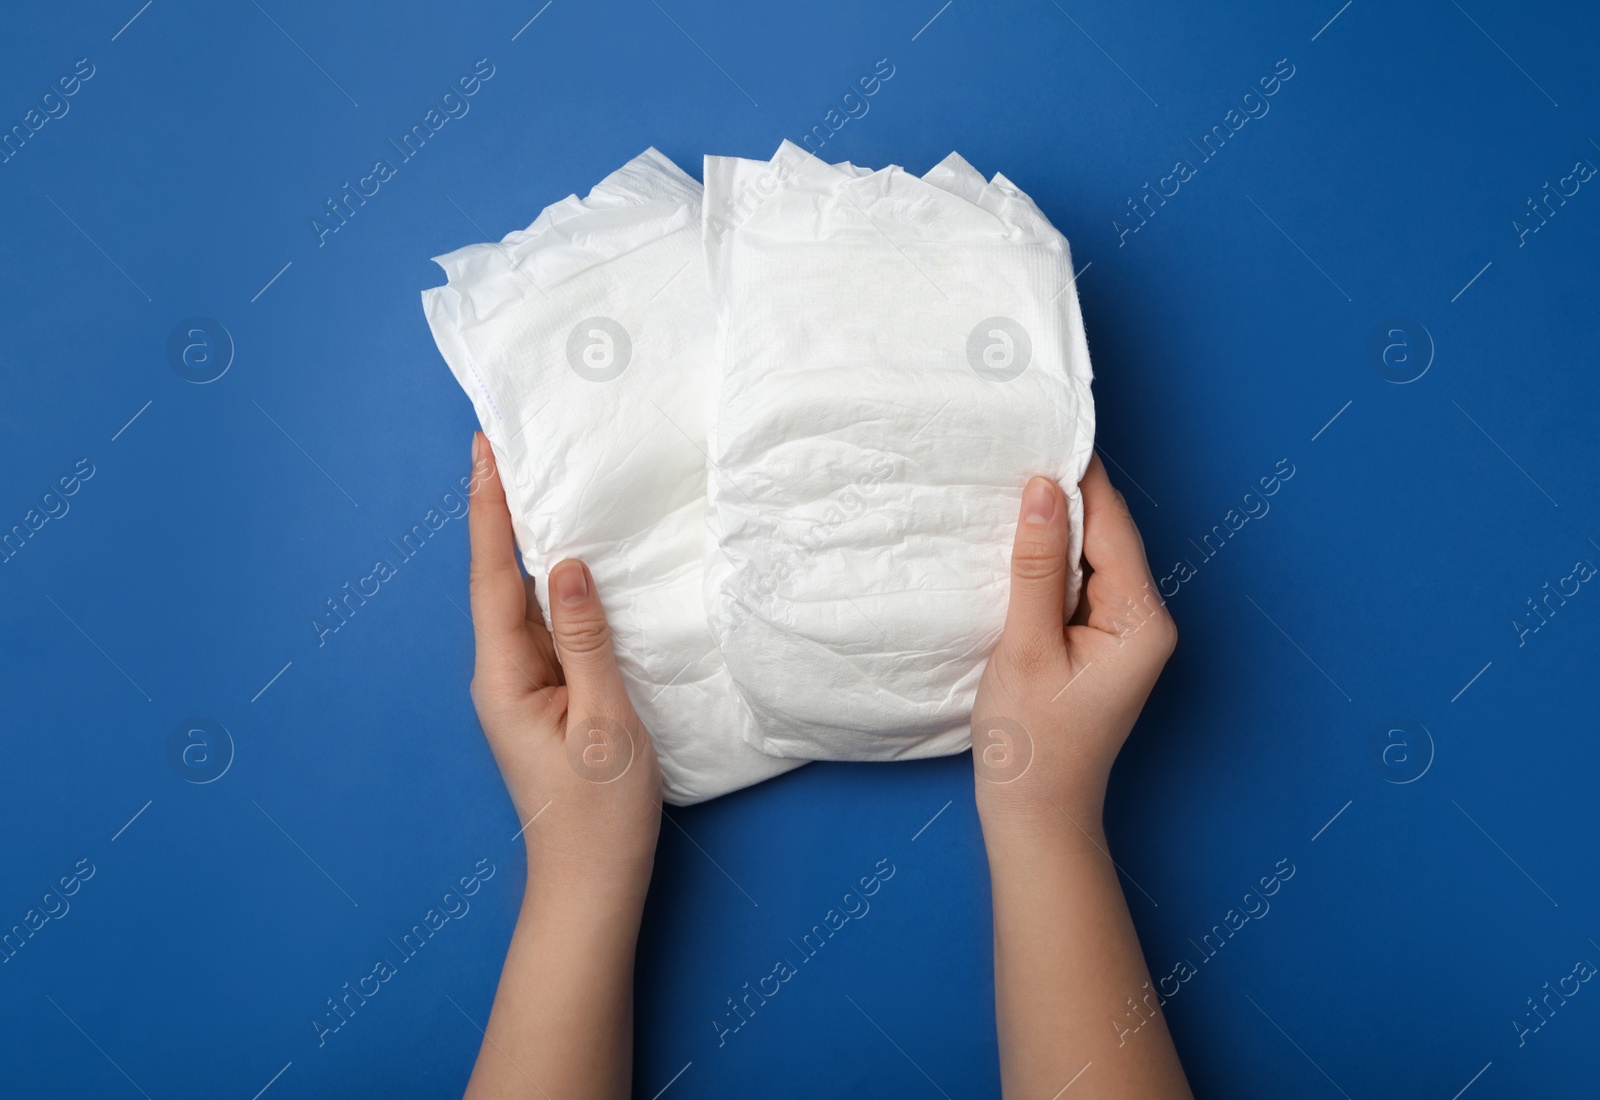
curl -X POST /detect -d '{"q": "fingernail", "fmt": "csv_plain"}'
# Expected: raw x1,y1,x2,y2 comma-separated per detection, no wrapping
1022,477,1057,525
553,562,589,605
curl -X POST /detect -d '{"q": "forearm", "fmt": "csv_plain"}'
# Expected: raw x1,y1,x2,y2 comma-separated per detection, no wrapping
983,811,1191,1100
465,879,646,1100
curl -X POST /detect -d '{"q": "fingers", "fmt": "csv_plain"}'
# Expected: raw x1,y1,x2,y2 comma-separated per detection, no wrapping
524,575,563,683
547,558,632,719
1079,453,1173,646
997,476,1071,666
1079,453,1155,596
467,432,551,690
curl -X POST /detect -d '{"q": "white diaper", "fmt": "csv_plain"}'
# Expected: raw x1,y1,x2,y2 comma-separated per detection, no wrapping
421,149,802,805
701,141,1096,762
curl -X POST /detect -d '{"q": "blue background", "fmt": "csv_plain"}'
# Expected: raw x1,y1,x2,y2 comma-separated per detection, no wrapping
2,0,1596,1096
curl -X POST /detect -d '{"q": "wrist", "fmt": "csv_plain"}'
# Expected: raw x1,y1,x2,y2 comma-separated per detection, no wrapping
522,843,655,922
979,806,1114,893
519,867,649,942
975,759,1108,824
976,779,1107,857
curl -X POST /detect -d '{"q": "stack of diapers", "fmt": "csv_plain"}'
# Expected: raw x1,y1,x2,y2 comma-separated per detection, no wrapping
422,143,1095,803
421,149,802,805
703,141,1095,762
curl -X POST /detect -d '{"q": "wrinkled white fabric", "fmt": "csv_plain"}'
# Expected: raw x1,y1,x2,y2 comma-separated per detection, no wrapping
421,149,801,805
422,144,1097,797
702,141,1096,762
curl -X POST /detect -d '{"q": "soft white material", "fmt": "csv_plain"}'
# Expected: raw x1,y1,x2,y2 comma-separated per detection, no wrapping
421,149,802,805
702,141,1096,762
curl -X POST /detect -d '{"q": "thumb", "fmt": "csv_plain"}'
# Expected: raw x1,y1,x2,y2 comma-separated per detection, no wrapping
547,559,631,717
998,477,1071,662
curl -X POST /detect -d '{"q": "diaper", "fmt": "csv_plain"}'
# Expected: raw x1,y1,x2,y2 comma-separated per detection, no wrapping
421,149,803,805
701,141,1096,762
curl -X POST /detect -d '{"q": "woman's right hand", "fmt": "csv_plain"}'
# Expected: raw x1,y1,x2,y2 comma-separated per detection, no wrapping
971,452,1177,836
